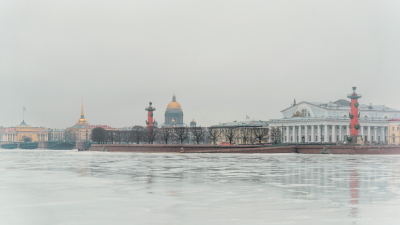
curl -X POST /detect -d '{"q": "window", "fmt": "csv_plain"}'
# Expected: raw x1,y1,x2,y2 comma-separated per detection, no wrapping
343,114,347,118
393,127,395,131
301,109,311,117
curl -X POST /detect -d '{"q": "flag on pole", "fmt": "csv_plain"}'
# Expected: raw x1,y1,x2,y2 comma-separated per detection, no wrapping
23,107,26,111
246,115,250,119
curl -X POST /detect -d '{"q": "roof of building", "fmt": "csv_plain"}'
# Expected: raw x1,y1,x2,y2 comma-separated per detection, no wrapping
388,118,400,121
167,94,181,109
16,120,29,127
282,100,400,112
333,99,351,107
211,120,268,128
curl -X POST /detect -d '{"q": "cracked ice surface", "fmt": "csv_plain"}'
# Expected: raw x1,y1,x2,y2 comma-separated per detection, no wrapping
1,149,400,225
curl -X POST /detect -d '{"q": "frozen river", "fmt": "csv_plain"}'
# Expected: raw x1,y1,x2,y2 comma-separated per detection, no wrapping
1,150,400,225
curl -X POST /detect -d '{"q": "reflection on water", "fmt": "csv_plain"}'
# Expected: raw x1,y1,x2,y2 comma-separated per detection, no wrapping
350,167,358,218
0,150,400,225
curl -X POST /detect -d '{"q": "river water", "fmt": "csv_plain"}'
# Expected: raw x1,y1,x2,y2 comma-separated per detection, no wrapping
1,150,400,225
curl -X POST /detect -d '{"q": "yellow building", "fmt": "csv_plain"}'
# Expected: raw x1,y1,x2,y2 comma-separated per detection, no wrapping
388,118,400,145
65,100,114,142
0,120,48,143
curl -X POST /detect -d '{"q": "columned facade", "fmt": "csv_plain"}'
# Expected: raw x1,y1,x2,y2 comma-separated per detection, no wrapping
268,98,399,144
270,118,389,144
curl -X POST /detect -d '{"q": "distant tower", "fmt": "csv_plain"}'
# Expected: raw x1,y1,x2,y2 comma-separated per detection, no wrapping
153,119,158,127
145,102,156,127
76,99,88,126
190,119,196,127
347,87,362,135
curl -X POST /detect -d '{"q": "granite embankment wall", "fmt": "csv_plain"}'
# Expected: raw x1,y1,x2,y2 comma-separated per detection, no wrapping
90,144,282,153
295,145,400,154
91,144,400,154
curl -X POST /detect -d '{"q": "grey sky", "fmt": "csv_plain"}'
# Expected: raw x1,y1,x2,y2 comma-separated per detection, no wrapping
1,0,400,128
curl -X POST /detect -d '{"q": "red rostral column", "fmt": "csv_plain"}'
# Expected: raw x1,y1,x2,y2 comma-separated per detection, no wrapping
347,87,362,135
145,102,156,127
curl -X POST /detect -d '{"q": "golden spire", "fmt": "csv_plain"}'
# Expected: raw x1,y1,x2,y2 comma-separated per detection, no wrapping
77,98,87,124
81,98,84,116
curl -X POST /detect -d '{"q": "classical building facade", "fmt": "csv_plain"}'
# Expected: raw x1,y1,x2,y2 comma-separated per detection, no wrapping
161,95,185,127
0,120,48,143
388,118,400,145
47,129,65,141
269,99,400,144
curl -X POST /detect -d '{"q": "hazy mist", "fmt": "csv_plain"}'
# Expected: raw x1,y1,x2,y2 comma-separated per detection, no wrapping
1,0,399,128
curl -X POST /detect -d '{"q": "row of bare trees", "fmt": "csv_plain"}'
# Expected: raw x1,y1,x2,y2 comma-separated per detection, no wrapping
92,126,275,145
210,127,271,145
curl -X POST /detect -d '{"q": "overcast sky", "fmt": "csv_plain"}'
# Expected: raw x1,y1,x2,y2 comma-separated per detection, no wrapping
1,0,400,128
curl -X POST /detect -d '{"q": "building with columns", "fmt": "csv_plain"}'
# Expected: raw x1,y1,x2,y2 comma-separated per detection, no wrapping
388,118,400,145
0,120,48,143
269,99,400,144
47,129,66,141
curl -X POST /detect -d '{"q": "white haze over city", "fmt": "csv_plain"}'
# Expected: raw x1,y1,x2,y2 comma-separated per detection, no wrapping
1,0,400,128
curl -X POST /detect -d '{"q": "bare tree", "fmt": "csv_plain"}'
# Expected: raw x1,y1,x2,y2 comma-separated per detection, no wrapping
144,126,159,144
174,127,189,144
107,131,115,144
207,128,221,145
252,128,269,145
222,127,237,145
120,130,130,144
160,127,173,144
114,131,122,144
240,128,252,145
190,126,206,144
270,127,282,144
65,130,77,142
130,126,145,144
92,127,106,144
125,131,131,143
22,136,32,142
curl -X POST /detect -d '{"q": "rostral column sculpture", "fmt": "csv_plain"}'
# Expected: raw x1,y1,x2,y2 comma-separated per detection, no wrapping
347,87,362,144
145,102,156,127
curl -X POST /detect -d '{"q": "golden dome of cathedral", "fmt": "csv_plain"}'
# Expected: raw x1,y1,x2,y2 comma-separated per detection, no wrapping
167,94,181,109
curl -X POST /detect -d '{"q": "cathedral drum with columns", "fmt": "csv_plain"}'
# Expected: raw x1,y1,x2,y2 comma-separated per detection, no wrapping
269,89,400,144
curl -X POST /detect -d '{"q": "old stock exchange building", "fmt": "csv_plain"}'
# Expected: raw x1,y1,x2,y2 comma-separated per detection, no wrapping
268,99,400,144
